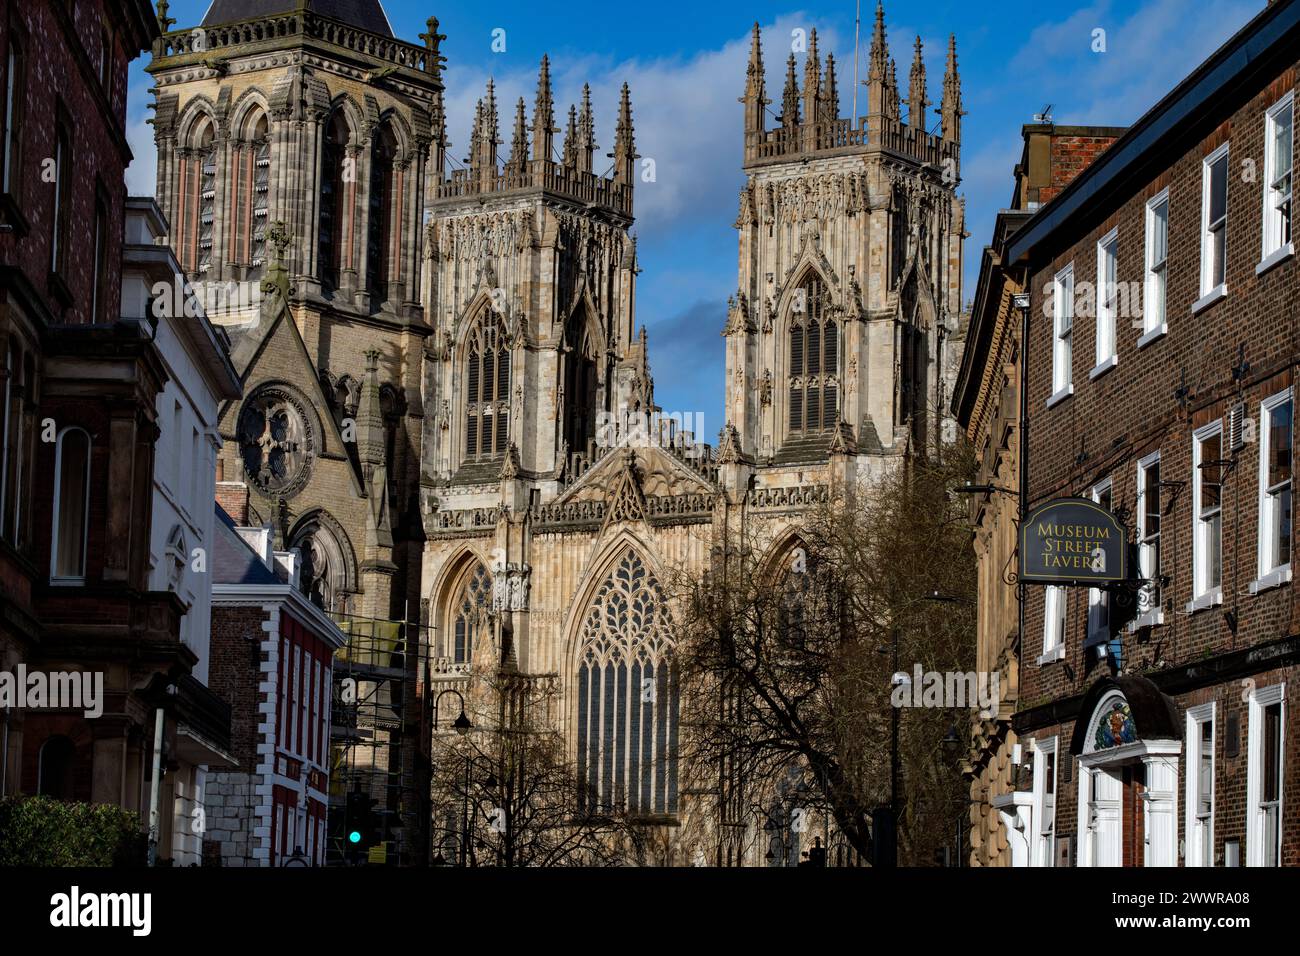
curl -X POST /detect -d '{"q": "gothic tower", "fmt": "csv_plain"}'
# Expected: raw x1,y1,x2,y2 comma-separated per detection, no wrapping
147,0,445,623
420,60,653,671
730,7,965,473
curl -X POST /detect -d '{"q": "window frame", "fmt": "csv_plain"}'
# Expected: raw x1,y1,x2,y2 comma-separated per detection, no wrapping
1087,478,1113,644
1133,451,1164,629
49,426,91,585
1,18,26,210
1199,144,1230,301
1185,701,1215,868
1245,682,1285,867
1093,228,1118,374
1190,420,1225,609
1255,387,1293,590
1049,264,1074,406
1262,91,1294,266
50,115,73,281
1031,736,1058,868
1141,189,1169,343
1039,585,1067,665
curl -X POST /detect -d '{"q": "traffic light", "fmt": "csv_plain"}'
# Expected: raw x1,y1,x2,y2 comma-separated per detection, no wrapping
345,790,380,852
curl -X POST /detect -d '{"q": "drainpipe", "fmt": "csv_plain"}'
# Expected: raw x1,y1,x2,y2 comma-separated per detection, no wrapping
146,681,176,868
147,704,166,865
1014,290,1032,702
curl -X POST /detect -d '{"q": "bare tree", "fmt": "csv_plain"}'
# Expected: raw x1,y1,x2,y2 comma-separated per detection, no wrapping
673,443,977,865
428,675,654,866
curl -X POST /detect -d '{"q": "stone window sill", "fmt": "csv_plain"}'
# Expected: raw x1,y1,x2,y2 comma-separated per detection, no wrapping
1256,242,1294,277
1089,355,1118,381
1036,644,1065,666
1191,284,1227,315
1249,564,1292,595
1136,322,1167,349
1185,587,1223,614
1046,384,1073,409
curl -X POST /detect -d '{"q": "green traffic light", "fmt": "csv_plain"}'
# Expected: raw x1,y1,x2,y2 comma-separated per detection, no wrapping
349,830,361,844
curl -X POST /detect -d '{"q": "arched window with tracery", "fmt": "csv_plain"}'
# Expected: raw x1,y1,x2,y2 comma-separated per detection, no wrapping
289,513,353,614
786,273,839,436
176,115,217,276
318,110,352,290
230,109,271,274
366,121,397,302
575,547,679,815
464,312,510,462
450,561,492,666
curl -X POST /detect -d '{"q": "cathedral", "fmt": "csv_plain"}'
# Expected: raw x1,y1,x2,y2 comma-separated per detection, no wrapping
147,0,965,864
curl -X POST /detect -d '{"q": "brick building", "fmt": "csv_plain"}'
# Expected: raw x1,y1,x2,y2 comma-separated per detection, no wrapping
953,122,1121,866
0,0,219,843
1003,0,1300,867
207,503,346,866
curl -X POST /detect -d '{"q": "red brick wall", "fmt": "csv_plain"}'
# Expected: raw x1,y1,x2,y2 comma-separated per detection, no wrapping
0,0,136,325
207,604,272,771
1020,59,1300,866
215,482,249,525
1042,135,1122,204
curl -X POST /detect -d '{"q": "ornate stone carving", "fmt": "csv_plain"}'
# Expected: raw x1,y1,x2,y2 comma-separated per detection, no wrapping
238,383,316,498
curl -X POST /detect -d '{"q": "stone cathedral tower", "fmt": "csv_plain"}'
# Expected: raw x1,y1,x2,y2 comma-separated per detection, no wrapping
729,8,965,470
147,0,446,624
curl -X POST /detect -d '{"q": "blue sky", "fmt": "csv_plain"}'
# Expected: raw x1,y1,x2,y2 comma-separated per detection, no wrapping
127,0,1262,437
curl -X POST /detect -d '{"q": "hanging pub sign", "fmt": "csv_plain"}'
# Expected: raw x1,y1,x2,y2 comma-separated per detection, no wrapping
1019,497,1127,585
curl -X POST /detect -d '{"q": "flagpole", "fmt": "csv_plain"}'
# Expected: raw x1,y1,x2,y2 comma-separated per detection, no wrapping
852,0,862,127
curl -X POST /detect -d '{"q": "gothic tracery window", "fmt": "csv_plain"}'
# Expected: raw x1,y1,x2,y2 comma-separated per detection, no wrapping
290,514,351,613
787,273,839,435
576,547,679,815
197,125,217,276
464,312,510,462
177,115,217,276
451,561,492,665
230,110,271,273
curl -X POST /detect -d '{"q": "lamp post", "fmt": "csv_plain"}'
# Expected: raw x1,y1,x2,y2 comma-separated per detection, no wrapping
432,689,472,865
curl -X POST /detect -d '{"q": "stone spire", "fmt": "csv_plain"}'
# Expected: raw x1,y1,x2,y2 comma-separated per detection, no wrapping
471,78,499,185
531,55,555,163
613,82,637,187
866,3,891,119
940,34,963,144
820,53,839,124
907,36,928,131
506,96,529,174
576,83,596,174
561,104,578,170
741,22,766,138
801,28,821,128
886,57,900,120
781,53,800,129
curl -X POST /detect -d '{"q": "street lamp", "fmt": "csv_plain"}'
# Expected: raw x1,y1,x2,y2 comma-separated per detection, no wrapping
431,689,474,865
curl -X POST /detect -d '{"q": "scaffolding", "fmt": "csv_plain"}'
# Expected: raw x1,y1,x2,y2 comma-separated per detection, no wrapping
326,612,431,866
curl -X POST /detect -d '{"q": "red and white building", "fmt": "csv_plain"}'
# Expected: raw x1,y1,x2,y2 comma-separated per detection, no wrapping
205,503,345,866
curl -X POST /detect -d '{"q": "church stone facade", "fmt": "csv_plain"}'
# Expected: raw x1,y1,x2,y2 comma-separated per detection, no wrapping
147,0,965,864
